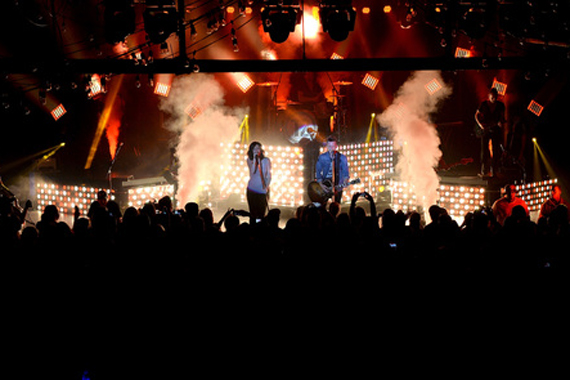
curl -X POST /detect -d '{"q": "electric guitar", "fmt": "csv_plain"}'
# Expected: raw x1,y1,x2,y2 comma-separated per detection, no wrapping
307,178,361,204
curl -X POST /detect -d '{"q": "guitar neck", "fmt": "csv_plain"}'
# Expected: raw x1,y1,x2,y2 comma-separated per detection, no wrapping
335,179,360,190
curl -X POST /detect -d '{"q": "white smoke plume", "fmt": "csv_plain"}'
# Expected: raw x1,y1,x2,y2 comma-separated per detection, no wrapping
377,71,452,212
160,74,245,206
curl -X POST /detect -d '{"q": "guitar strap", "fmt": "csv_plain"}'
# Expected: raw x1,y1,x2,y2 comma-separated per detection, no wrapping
333,152,342,200
331,152,336,186
257,158,267,190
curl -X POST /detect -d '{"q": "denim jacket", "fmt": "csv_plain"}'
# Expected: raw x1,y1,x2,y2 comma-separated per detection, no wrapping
315,151,349,185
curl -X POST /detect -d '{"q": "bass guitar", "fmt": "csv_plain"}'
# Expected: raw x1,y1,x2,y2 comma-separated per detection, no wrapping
307,178,361,204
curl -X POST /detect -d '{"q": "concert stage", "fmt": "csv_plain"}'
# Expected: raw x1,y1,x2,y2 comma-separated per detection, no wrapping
30,140,555,226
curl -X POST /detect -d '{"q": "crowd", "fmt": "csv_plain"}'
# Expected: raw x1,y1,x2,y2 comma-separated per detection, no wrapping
1,184,569,378
1,183,569,277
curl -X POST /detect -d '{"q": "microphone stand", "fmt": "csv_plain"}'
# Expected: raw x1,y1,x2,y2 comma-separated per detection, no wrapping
106,142,124,193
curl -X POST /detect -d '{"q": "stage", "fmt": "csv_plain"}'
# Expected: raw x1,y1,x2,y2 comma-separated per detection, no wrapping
27,140,556,227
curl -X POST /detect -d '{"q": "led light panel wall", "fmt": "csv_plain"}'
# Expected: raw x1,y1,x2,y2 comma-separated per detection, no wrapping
516,179,557,212
391,181,486,217
323,140,395,203
127,184,175,209
220,143,305,207
36,182,112,215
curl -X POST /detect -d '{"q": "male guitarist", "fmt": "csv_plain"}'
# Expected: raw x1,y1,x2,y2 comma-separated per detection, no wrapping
315,135,349,203
475,87,505,178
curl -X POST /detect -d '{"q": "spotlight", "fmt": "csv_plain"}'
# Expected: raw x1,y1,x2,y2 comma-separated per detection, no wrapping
154,82,171,97
88,74,104,99
455,47,471,58
261,1,301,44
143,2,178,45
528,100,544,116
492,78,507,96
236,74,255,93
361,73,379,90
319,1,356,42
185,101,203,120
424,78,442,95
51,104,67,121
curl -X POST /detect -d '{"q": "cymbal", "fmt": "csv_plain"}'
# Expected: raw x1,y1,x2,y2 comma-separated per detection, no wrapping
257,81,279,87
333,81,353,86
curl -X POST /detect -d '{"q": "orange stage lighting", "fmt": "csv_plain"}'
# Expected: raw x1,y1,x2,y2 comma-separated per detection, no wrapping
154,82,171,97
303,7,321,39
85,75,124,169
492,77,507,96
455,47,471,58
425,78,442,95
236,74,255,93
331,52,344,60
528,100,544,116
362,73,379,90
51,104,67,121
88,74,104,98
185,101,203,119
362,7,370,14
383,5,392,13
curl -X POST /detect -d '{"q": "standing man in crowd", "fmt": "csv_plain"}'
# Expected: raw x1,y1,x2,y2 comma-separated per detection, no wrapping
492,183,529,225
539,183,569,221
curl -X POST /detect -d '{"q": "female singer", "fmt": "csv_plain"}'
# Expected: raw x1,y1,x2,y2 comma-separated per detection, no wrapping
246,141,271,223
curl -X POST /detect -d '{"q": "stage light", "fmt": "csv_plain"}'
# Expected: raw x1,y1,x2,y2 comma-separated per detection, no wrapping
425,78,442,95
331,52,344,59
51,104,67,121
455,47,471,58
398,6,417,29
516,179,558,212
262,48,277,60
103,0,136,44
362,7,370,14
154,82,171,97
88,74,104,99
261,2,301,44
185,101,203,119
362,73,379,90
36,181,113,216
492,78,507,96
365,113,378,143
190,21,198,41
231,26,239,52
143,3,178,45
528,100,544,116
533,138,557,182
319,1,357,42
236,74,255,93
128,184,175,209
303,7,321,39
239,114,250,144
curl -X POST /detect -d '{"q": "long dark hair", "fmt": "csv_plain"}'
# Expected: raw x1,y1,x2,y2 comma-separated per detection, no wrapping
247,141,266,160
